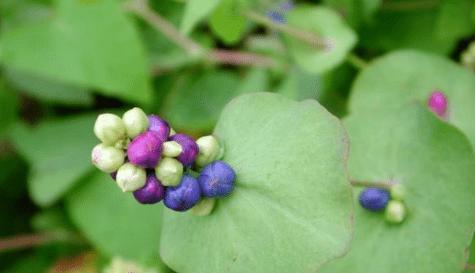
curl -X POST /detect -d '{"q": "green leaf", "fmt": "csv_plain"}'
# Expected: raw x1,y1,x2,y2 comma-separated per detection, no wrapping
435,0,475,42
10,114,97,206
161,70,242,133
236,68,269,94
284,5,357,74
0,80,18,137
66,171,163,261
320,105,475,273
349,50,475,149
181,0,222,35
5,68,93,106
464,238,475,273
209,0,247,45
276,66,321,101
160,93,353,273
323,0,381,27
0,0,152,104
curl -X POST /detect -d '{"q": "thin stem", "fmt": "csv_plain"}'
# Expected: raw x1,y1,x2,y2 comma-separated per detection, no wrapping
346,53,368,70
381,0,439,11
125,0,277,68
243,10,330,50
0,232,86,252
350,180,393,190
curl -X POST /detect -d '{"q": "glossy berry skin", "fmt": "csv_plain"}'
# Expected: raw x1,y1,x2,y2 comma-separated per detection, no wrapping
427,91,448,118
127,131,163,168
133,172,165,204
164,175,201,211
198,161,236,197
169,134,199,166
148,115,170,141
359,187,390,212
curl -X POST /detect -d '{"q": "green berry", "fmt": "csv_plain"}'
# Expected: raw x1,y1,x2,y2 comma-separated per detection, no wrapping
122,107,149,139
93,113,127,146
390,184,406,201
385,200,406,224
91,143,125,173
191,198,216,216
196,135,221,167
162,141,183,157
116,163,147,192
155,157,183,186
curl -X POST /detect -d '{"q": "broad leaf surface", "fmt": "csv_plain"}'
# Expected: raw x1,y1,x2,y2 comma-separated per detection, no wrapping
181,0,221,35
349,50,475,149
10,114,97,206
0,0,152,104
67,171,163,261
321,105,475,273
160,93,353,273
209,0,247,45
285,5,357,74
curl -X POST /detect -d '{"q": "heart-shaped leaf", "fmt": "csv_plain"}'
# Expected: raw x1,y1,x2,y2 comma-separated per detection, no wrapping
67,171,164,262
349,50,475,149
10,114,97,206
284,5,357,74
320,105,475,273
0,0,152,104
160,93,353,273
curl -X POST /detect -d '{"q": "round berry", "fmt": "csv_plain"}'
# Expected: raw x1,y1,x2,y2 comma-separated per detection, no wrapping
198,160,236,198
115,163,147,192
164,175,201,211
155,157,184,186
91,143,125,173
385,200,407,224
122,107,149,139
359,187,390,212
169,134,199,166
148,115,170,141
127,131,163,168
427,91,448,118
196,135,221,167
93,113,127,146
133,172,165,204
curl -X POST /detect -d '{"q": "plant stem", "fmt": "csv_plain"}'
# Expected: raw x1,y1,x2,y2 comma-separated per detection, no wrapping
350,180,393,190
243,10,330,50
381,0,439,11
0,232,86,252
125,0,277,68
346,53,368,70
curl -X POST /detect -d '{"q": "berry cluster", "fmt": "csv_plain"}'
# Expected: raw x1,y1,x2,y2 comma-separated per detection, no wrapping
91,107,236,214
359,184,407,224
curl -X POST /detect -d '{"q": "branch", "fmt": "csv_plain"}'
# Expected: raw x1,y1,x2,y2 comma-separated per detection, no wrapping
346,53,368,70
125,0,277,68
350,180,393,190
0,232,86,252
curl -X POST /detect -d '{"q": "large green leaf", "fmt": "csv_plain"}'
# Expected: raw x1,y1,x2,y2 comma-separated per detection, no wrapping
0,80,18,137
10,114,97,206
323,0,381,27
209,0,247,45
67,171,164,262
284,5,357,74
180,0,222,35
160,93,353,273
321,105,475,273
349,50,475,149
0,0,152,104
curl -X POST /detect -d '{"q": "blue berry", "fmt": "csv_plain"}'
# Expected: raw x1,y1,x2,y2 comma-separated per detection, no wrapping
164,174,201,211
266,10,285,24
359,187,390,212
148,115,170,142
169,134,199,167
133,172,165,204
198,161,236,198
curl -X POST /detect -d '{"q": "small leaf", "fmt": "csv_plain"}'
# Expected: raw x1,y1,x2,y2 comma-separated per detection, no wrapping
209,0,247,45
284,5,357,74
0,0,152,104
66,171,163,261
160,93,353,273
320,105,475,273
181,0,222,35
10,114,97,206
349,50,475,149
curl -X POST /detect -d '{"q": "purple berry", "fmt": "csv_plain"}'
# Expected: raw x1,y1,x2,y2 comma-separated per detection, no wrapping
148,115,170,141
127,131,163,168
427,91,448,118
169,134,199,167
164,175,201,211
266,10,285,24
359,188,390,212
110,172,117,180
198,161,236,197
133,172,165,204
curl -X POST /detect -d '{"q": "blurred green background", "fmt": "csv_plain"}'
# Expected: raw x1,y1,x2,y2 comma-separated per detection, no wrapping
0,0,474,272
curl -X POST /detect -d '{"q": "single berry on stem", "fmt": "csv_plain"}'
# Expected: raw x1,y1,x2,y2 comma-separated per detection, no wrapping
93,113,127,146
196,135,221,167
91,144,125,173
427,91,448,118
359,187,390,212
116,163,147,192
127,131,163,168
148,115,170,141
162,141,183,157
122,107,149,139
164,174,201,211
169,134,199,166
155,157,184,186
198,160,236,197
385,200,407,224
133,172,165,204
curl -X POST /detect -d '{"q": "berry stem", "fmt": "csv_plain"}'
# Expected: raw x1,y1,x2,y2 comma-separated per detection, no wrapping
243,10,330,50
346,53,368,70
125,0,277,68
0,232,86,252
350,180,393,190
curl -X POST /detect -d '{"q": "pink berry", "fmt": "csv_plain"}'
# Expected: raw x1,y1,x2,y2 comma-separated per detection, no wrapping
427,91,448,118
